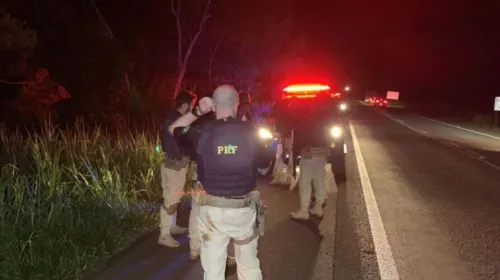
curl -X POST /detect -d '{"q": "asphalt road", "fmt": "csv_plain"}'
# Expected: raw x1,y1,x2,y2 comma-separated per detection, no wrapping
335,105,500,280
91,104,500,280
381,109,500,168
90,169,339,280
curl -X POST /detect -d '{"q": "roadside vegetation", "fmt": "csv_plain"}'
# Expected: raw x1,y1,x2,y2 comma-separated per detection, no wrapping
471,113,499,130
0,2,321,278
0,122,168,280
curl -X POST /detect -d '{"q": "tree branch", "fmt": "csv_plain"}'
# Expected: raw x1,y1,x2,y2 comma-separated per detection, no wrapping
89,0,114,38
88,0,131,93
188,0,211,47
0,79,31,85
171,0,183,70
181,0,210,71
208,37,223,68
172,0,212,98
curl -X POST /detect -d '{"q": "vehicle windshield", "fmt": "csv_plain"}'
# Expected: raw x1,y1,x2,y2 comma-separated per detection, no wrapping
280,91,341,116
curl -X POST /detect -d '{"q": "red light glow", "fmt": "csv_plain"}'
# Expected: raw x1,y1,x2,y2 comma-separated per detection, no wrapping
283,94,318,99
283,84,330,93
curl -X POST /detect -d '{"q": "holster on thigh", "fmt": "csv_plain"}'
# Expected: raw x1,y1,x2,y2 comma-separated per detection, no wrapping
163,202,180,215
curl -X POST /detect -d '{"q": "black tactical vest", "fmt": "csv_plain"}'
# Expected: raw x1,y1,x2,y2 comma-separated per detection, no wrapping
196,118,257,197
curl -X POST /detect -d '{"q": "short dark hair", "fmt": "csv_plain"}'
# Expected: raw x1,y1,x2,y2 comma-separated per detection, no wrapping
175,91,197,109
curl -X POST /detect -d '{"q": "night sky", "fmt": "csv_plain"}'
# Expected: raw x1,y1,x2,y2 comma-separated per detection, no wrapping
292,0,500,107
3,0,500,112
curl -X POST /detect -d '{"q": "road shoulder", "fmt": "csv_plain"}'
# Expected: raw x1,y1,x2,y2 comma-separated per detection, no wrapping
310,165,339,280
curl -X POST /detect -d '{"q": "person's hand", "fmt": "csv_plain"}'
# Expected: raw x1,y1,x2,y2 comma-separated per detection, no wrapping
197,97,215,115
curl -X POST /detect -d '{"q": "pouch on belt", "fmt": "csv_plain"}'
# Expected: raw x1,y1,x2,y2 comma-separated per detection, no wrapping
193,184,268,237
164,156,189,171
251,191,268,237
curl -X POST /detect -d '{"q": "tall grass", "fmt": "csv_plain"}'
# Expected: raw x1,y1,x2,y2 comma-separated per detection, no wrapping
471,113,499,129
0,120,166,279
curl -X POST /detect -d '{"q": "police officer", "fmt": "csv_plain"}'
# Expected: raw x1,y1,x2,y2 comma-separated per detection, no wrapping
289,102,329,220
159,91,201,258
268,99,297,187
169,85,269,280
237,91,252,122
224,91,253,269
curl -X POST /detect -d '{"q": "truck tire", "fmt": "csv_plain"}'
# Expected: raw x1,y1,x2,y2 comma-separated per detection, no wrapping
330,155,346,184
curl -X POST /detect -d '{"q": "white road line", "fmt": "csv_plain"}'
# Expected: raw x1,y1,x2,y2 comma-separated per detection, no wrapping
446,141,487,159
416,115,500,141
419,129,428,134
349,122,400,280
379,111,500,172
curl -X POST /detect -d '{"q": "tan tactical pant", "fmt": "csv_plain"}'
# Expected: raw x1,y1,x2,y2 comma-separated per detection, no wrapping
160,161,200,249
298,155,327,210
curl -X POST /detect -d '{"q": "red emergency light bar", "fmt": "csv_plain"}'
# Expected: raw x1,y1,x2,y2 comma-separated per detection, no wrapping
282,83,333,100
283,84,331,93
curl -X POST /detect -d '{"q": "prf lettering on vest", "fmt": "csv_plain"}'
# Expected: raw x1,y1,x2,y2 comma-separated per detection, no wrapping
217,144,238,155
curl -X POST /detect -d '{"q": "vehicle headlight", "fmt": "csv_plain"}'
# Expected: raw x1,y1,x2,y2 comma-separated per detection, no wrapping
330,126,342,138
339,103,347,111
258,128,273,139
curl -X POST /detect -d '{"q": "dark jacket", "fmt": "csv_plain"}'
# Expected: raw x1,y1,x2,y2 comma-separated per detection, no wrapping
161,110,195,160
237,103,253,123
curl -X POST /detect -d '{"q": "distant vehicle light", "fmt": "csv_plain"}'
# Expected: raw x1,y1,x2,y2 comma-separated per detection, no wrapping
339,103,347,111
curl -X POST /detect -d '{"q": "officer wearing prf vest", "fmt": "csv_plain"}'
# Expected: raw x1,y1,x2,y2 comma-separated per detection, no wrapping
169,85,270,280
225,91,254,269
159,91,201,258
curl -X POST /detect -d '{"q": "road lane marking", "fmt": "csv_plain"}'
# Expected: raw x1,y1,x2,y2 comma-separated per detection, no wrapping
349,122,401,280
379,111,500,172
445,141,488,160
415,115,500,141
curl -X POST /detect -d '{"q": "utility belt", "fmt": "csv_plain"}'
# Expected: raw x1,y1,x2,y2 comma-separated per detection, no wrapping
193,182,268,237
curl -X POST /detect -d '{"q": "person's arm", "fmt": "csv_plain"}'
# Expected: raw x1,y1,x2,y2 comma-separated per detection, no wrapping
169,97,214,135
172,125,200,149
168,109,200,135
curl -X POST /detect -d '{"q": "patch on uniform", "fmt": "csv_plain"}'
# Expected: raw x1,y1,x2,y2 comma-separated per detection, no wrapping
217,144,238,155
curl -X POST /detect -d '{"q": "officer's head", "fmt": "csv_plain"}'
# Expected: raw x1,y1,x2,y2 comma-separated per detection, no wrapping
213,85,239,119
175,91,197,115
